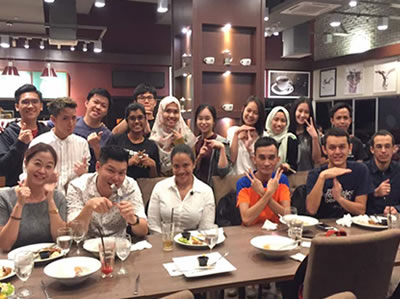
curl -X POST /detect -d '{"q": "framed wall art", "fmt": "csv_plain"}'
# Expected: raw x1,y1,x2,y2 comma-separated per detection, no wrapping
319,68,336,97
267,70,310,99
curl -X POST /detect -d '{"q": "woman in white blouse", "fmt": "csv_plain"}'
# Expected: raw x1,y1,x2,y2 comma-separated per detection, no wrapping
148,144,215,233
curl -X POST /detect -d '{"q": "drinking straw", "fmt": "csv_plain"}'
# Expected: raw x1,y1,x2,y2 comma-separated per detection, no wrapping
96,225,106,257
170,208,174,231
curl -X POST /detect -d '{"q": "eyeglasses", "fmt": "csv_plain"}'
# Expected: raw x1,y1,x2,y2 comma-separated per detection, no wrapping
19,99,40,106
137,95,155,101
128,115,145,121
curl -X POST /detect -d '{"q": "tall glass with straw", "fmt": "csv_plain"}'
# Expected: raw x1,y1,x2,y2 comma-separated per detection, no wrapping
161,208,174,251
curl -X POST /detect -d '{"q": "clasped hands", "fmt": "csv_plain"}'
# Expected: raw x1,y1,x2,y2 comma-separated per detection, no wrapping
87,197,136,224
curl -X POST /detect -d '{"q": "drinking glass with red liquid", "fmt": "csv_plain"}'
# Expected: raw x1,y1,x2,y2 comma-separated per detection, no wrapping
98,238,116,278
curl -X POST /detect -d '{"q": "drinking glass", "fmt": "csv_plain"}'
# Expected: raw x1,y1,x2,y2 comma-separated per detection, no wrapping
14,251,34,298
161,221,174,252
116,234,131,275
387,206,398,229
99,238,116,278
203,224,219,252
70,220,86,255
57,227,73,256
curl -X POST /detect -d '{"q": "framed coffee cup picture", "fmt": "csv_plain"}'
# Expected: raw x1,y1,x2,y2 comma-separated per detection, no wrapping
267,70,310,99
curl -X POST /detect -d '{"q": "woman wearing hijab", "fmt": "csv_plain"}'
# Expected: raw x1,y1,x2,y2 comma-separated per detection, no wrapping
150,96,196,176
264,106,298,173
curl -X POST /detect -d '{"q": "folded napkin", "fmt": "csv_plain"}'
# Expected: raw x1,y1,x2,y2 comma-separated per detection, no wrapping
262,220,278,231
336,213,352,227
131,240,152,251
301,241,311,248
290,253,306,262
163,262,182,277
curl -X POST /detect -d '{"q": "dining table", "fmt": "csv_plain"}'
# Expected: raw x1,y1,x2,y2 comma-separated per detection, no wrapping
1,219,399,299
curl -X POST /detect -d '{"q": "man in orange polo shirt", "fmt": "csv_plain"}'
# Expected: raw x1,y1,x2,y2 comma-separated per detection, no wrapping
236,137,290,226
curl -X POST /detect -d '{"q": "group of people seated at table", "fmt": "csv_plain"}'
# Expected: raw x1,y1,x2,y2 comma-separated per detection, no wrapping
0,82,399,253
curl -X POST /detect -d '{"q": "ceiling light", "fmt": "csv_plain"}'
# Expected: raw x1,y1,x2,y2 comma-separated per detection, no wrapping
181,27,188,34
349,0,357,7
44,0,55,3
222,71,231,77
94,0,105,8
330,15,341,27
70,46,75,51
2,61,19,77
82,43,88,52
273,31,279,36
377,17,389,30
183,73,188,77
40,40,45,50
93,40,102,53
24,39,29,49
264,7,269,21
0,35,10,48
221,23,232,33
40,63,57,78
157,0,168,13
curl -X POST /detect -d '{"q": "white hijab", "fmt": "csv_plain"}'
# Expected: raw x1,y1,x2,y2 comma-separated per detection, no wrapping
264,106,296,163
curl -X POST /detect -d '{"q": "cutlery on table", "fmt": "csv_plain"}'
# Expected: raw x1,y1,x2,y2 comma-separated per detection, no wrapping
41,280,52,299
206,252,229,269
134,274,140,295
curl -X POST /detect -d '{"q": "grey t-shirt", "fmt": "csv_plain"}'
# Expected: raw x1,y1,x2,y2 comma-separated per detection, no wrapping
0,187,67,249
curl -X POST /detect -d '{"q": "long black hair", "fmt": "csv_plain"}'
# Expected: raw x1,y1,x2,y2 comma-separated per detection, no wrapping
288,97,315,136
241,96,265,136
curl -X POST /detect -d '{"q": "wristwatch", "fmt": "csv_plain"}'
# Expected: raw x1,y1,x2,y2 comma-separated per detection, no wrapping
130,214,140,226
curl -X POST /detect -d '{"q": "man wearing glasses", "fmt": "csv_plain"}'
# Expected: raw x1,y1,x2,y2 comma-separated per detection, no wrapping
112,83,158,136
0,84,50,186
107,103,159,179
365,130,400,215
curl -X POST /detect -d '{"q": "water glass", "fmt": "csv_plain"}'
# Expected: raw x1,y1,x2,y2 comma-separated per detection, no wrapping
204,224,219,252
70,220,86,255
387,211,398,229
116,234,131,275
57,227,73,256
14,251,34,298
99,238,116,278
288,219,304,242
161,221,174,252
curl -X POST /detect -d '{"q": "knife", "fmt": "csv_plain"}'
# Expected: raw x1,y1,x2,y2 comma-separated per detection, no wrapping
134,274,140,295
41,280,52,299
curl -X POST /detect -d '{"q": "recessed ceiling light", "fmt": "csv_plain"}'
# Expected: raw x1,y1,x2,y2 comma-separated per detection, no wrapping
349,0,357,7
94,0,105,8
377,17,389,30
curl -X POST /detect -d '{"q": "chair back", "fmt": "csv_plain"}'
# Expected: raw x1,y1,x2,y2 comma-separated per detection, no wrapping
288,170,309,194
160,290,194,299
136,177,167,209
303,229,400,299
323,291,356,299
211,174,242,206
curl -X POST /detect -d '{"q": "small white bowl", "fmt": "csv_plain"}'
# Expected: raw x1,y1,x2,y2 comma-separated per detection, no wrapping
44,256,101,286
250,235,298,258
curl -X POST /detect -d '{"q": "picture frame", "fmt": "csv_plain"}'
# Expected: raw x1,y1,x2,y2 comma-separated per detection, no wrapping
319,68,336,97
267,70,310,99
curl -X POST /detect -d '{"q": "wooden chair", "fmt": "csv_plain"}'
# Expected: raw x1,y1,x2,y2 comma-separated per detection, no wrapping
160,290,194,299
323,292,356,299
303,229,400,299
136,177,167,211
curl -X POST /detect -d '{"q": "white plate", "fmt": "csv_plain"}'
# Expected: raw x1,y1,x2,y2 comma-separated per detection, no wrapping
251,235,298,258
0,260,15,281
172,252,236,278
271,83,294,96
280,215,319,228
8,243,64,263
83,237,115,253
174,229,225,248
44,256,101,286
352,215,387,230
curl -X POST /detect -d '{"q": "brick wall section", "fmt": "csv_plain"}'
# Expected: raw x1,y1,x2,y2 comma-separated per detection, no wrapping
314,2,400,61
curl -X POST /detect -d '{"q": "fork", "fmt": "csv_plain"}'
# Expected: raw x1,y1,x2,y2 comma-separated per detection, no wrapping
41,280,52,299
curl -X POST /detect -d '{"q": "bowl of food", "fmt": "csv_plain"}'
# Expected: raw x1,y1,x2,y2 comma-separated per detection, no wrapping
44,256,101,286
280,215,319,228
250,235,299,258
0,282,15,299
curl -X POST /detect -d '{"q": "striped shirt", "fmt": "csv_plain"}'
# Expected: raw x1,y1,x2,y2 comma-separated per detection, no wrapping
29,130,91,195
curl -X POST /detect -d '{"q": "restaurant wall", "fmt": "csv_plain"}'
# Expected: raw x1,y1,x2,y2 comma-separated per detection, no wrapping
0,60,170,116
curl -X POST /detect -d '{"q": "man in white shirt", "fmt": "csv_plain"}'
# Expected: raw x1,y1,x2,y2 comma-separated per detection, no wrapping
66,145,148,237
29,97,90,195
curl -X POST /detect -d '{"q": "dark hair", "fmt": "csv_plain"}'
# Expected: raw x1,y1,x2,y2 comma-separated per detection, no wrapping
241,96,265,136
133,83,157,100
87,88,111,108
323,127,350,145
125,102,146,120
194,104,217,134
14,84,42,104
329,102,352,119
370,130,395,147
47,97,77,117
99,145,129,164
25,142,57,166
254,136,279,153
288,97,316,135
171,144,195,163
